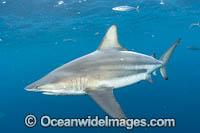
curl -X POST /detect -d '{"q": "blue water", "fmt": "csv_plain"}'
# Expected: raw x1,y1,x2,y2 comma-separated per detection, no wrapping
0,0,200,132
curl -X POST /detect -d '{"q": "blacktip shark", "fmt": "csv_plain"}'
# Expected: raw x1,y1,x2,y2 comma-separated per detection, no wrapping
25,25,181,118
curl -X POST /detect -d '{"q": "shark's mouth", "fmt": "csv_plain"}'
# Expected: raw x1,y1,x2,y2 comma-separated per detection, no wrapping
42,89,86,95
26,88,64,95
42,91,67,96
25,88,39,92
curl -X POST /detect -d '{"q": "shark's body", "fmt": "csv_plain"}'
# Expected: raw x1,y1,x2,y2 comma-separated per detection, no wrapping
25,25,181,118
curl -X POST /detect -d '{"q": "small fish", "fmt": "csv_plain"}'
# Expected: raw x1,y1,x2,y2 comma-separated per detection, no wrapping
63,38,76,42
112,5,140,12
186,46,200,51
160,0,165,5
2,1,6,4
190,22,200,29
58,1,64,5
94,32,99,36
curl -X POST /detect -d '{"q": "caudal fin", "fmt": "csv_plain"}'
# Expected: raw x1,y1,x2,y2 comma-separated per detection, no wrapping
160,38,181,80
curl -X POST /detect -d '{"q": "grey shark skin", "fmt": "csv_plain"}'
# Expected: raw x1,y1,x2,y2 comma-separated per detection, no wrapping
25,25,181,119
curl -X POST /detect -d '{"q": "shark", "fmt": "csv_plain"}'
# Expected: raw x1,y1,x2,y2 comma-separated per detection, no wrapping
25,25,181,119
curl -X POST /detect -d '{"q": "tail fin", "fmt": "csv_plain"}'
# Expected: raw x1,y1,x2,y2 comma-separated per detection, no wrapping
136,6,140,12
159,38,181,80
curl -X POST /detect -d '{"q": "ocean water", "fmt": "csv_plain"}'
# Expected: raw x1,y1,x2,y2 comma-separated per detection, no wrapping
0,0,200,132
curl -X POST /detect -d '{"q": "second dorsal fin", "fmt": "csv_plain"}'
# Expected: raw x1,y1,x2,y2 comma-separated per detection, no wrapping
98,25,126,51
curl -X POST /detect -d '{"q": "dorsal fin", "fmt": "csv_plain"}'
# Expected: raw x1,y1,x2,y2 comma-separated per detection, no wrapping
98,25,126,51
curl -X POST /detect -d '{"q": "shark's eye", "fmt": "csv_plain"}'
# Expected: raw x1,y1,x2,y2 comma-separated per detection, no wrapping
35,86,39,89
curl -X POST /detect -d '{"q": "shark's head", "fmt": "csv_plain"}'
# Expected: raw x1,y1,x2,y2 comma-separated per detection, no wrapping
25,80,46,92
25,83,40,92
25,79,55,93
25,73,68,94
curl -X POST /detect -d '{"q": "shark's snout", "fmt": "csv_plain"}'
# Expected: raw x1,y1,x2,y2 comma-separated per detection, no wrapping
25,83,41,92
25,77,50,92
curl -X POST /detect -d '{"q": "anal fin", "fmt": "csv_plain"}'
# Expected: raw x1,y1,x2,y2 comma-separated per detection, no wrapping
147,75,153,83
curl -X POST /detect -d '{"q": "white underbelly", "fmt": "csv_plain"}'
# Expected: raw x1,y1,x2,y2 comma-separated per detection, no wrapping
101,73,148,89
42,89,86,96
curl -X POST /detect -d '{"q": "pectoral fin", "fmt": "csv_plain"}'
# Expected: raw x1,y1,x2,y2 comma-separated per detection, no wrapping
87,88,126,119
